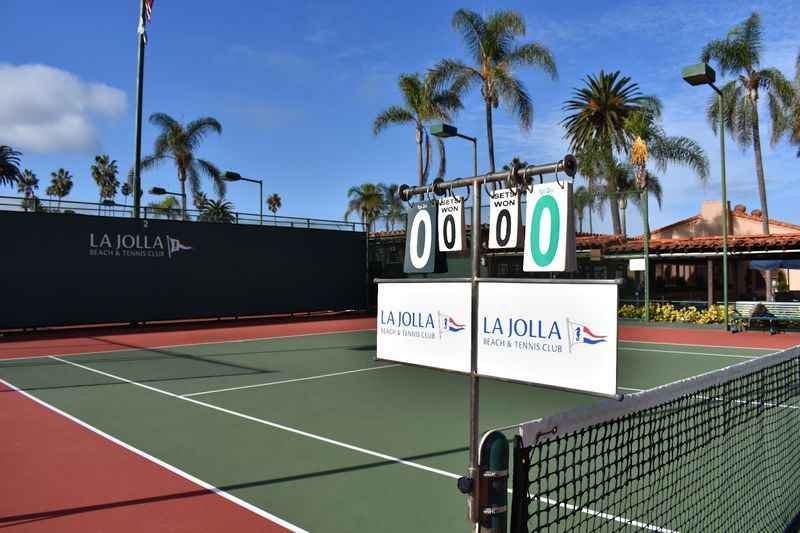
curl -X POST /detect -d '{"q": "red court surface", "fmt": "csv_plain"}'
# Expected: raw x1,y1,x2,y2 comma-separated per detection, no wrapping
0,316,377,359
0,381,292,532
619,324,800,349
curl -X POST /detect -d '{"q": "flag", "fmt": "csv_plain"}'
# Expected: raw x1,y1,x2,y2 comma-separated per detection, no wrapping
138,0,154,44
566,318,607,353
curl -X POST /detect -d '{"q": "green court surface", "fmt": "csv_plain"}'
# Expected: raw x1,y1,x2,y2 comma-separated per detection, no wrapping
0,331,778,532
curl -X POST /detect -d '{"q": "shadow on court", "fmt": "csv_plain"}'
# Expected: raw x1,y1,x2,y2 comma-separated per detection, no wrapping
0,445,467,528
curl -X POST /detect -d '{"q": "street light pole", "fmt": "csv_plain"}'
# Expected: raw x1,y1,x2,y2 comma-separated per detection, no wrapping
682,63,730,330
223,171,264,225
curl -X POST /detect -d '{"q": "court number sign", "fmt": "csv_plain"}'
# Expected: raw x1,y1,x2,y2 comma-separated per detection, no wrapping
404,204,438,273
437,196,466,252
488,188,522,249
523,182,577,272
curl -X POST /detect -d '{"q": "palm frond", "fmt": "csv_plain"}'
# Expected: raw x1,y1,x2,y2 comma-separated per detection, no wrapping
148,112,181,132
506,42,557,80
373,106,415,135
495,68,533,130
185,117,223,150
452,9,486,64
196,158,224,197
428,59,482,95
648,136,709,181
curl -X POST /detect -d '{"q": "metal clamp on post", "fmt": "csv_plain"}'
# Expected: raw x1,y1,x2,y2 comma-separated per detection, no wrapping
477,431,509,532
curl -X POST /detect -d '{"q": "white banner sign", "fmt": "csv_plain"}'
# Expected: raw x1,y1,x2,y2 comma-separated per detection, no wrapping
437,196,466,252
629,258,646,271
523,182,576,272
376,282,471,373
488,188,522,249
477,281,618,396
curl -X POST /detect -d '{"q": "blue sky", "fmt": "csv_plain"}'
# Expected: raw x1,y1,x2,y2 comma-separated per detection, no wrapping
2,0,798,233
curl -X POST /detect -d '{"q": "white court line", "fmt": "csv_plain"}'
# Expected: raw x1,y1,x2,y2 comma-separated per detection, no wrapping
0,328,377,362
621,347,761,360
182,364,401,398
0,377,306,533
620,339,789,351
49,356,667,532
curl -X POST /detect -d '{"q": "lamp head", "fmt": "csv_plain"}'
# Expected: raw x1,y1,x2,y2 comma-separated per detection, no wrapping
682,63,716,86
223,171,242,182
430,123,458,138
149,187,167,195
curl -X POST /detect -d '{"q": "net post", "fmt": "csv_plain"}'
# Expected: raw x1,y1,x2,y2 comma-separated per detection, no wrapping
467,176,482,524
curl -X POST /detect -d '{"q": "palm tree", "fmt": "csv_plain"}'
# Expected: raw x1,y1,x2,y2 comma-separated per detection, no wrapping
373,73,462,191
0,145,22,186
17,169,39,212
430,9,557,175
573,185,592,233
197,198,236,223
120,183,131,206
46,168,73,210
563,71,653,235
136,113,224,217
91,155,120,202
147,196,182,220
773,49,800,156
702,12,794,236
379,183,404,231
345,183,384,232
266,193,282,222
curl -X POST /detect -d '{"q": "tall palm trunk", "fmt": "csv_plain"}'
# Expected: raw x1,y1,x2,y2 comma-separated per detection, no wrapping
416,125,424,200
485,97,496,175
606,182,622,235
750,95,773,300
619,197,627,237
178,174,187,220
588,203,593,234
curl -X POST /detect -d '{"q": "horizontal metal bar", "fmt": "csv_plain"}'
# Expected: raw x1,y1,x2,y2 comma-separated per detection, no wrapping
518,345,800,447
481,278,623,286
400,156,576,199
374,277,472,284
375,277,623,285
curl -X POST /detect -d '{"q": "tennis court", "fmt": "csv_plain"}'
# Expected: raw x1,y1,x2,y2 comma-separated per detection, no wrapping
0,318,795,532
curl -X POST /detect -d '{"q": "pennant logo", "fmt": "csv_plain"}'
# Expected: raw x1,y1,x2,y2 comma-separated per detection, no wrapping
566,318,607,353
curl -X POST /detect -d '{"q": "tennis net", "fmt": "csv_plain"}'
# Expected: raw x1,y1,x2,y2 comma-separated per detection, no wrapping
509,345,800,532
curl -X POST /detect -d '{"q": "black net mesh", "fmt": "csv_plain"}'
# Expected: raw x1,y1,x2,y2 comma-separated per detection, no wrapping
510,349,800,532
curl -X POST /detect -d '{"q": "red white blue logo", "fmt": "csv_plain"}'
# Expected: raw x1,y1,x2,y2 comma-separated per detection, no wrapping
438,312,465,336
567,319,607,352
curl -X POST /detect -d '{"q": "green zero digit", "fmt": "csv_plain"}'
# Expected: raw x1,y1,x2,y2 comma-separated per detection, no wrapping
530,195,560,266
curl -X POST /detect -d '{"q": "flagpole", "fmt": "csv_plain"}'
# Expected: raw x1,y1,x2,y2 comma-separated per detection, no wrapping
132,0,147,219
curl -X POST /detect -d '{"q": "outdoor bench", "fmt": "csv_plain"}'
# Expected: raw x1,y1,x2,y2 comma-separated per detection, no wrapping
733,301,800,334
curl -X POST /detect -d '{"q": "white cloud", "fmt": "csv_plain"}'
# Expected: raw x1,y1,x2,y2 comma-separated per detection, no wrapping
0,63,126,153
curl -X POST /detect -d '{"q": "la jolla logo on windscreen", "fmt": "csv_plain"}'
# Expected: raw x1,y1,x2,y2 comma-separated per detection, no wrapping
379,309,465,339
482,316,606,354
89,233,192,258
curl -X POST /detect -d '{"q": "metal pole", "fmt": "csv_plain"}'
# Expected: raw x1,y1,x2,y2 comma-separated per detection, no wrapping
259,179,263,225
401,157,575,198
642,190,650,321
713,85,730,329
132,0,146,219
468,176,481,525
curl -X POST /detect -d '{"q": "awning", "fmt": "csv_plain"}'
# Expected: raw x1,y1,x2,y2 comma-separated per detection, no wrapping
748,259,800,271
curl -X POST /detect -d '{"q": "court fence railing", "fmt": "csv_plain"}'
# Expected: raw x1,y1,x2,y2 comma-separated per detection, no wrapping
0,195,365,232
